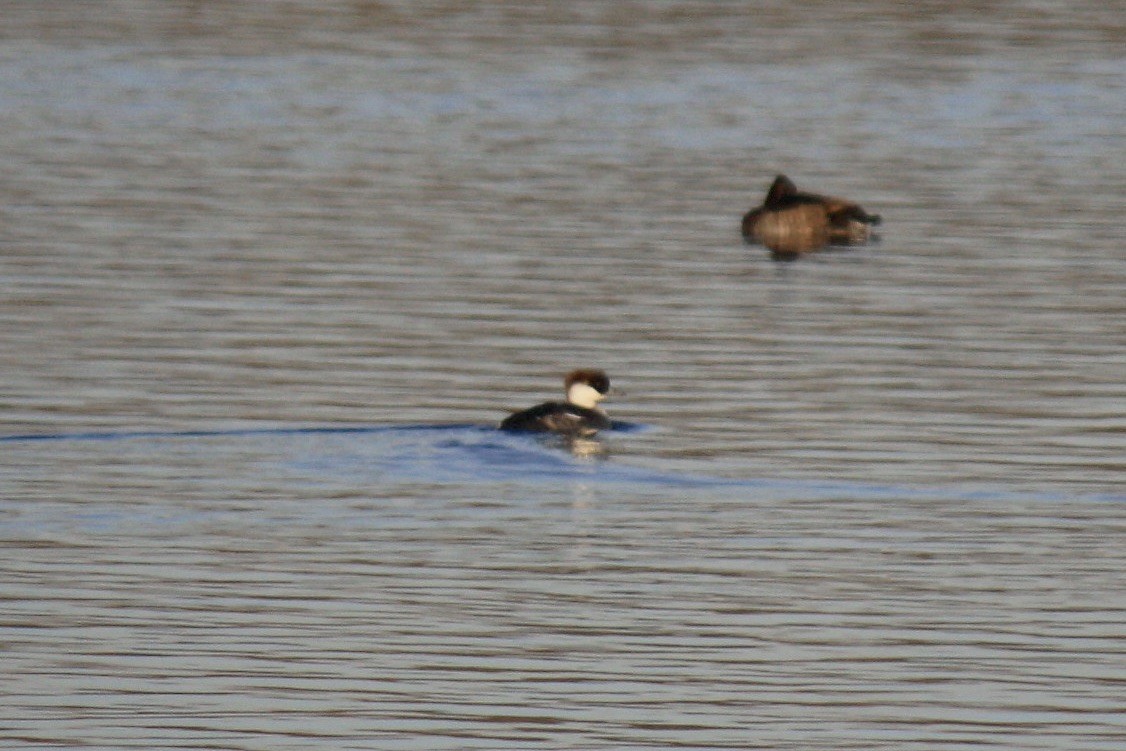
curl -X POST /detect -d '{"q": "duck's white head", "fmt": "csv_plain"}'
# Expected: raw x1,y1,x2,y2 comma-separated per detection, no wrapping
564,369,611,411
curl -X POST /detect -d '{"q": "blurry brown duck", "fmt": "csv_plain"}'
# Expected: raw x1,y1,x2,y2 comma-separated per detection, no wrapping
742,174,881,259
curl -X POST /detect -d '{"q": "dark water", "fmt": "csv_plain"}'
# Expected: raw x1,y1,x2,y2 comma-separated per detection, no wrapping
1,3,1123,749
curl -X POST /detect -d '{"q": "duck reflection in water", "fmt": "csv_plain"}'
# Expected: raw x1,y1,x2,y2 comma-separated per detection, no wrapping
499,369,613,450
742,174,882,260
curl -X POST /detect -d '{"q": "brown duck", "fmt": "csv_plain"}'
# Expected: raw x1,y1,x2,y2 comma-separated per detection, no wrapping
742,174,881,259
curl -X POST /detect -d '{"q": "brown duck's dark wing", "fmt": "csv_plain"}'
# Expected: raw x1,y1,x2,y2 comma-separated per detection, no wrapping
499,402,611,436
826,199,881,226
826,200,882,246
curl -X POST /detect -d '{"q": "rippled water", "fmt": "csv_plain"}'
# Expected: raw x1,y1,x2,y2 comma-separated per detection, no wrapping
1,2,1124,749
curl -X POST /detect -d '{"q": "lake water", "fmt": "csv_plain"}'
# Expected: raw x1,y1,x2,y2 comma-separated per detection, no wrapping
1,2,1123,749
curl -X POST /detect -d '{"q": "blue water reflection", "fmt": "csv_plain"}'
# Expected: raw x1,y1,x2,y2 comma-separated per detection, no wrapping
6,425,1120,503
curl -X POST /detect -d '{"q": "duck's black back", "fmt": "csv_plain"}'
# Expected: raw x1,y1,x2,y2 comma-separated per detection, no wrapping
499,401,612,436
